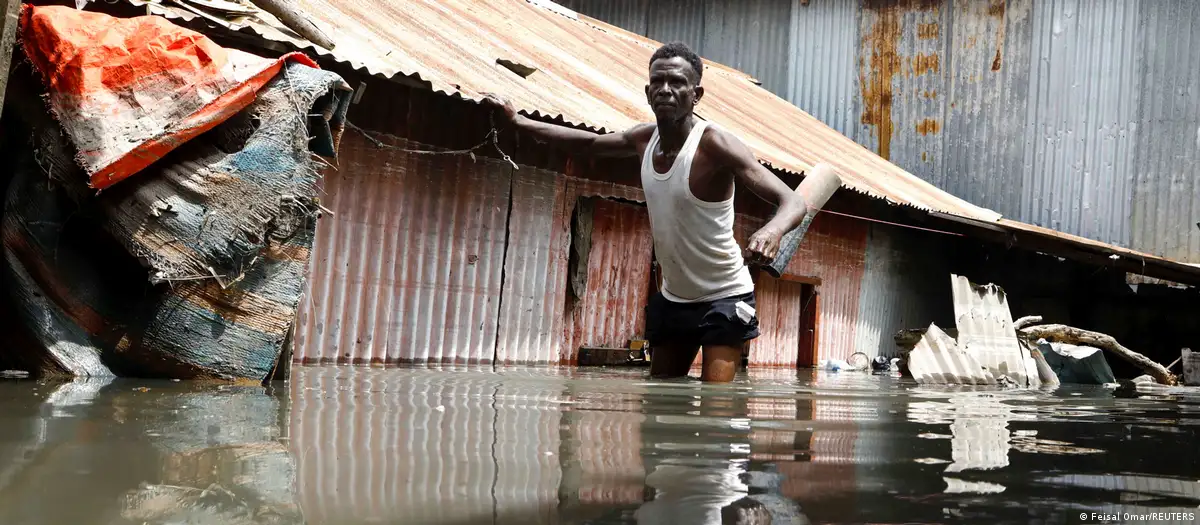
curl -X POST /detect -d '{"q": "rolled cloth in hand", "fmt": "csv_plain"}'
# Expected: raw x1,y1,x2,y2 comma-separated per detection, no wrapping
765,164,842,278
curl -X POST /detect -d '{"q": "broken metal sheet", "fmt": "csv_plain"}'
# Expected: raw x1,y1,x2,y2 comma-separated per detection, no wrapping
1184,349,1200,387
906,323,995,386
951,274,1040,387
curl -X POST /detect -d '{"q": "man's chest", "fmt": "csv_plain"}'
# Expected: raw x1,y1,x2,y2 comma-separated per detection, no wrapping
645,144,730,202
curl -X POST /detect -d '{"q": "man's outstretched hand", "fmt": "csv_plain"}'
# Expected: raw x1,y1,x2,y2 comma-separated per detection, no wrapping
480,93,518,125
744,227,783,267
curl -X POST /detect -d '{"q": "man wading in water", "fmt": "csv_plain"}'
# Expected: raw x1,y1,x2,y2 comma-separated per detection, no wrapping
484,42,808,383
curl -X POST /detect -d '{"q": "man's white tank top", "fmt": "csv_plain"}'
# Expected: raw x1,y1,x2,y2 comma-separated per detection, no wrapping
640,121,755,303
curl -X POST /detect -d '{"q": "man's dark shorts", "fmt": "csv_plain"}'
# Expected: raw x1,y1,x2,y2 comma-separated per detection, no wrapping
645,290,760,348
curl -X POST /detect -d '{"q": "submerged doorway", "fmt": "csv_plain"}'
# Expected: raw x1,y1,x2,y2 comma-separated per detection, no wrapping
748,274,818,368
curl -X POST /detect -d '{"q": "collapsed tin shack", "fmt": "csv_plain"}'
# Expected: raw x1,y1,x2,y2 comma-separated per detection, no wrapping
0,4,351,381
11,0,1197,375
74,0,1199,372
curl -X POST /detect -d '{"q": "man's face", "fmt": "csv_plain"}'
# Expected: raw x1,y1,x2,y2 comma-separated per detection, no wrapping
646,57,702,122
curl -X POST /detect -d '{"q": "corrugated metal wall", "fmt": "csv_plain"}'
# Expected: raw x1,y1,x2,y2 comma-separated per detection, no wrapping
734,213,869,365
567,0,1200,262
565,199,654,358
1130,0,1200,262
496,168,570,365
854,223,954,359
1021,0,1141,244
563,0,794,97
787,0,860,137
748,275,805,367
295,133,511,364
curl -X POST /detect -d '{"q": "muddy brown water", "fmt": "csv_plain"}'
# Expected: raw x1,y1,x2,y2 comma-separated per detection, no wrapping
1,365,1198,524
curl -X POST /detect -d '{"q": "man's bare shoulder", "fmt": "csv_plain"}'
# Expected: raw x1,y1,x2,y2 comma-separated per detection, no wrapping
697,123,752,161
624,122,656,141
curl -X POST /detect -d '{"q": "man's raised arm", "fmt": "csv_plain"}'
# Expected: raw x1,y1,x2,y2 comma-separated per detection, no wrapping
482,93,648,158
705,127,809,265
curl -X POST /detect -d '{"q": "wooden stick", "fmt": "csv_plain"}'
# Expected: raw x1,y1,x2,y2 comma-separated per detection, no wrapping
1014,315,1043,330
248,0,336,50
765,163,842,278
1019,324,1178,385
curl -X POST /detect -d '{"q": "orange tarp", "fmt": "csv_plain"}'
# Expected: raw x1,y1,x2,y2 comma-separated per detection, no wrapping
19,4,319,190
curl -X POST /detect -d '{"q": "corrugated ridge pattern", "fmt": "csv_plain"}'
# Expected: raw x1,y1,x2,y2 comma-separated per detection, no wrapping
295,133,510,364
788,0,860,138
1130,0,1200,262
1021,0,1142,246
941,0,1034,219
289,367,564,524
735,213,868,364
558,0,650,35
853,224,954,359
565,199,653,360
646,0,707,55
749,275,804,367
950,274,1031,385
699,0,794,97
497,168,569,364
566,410,647,505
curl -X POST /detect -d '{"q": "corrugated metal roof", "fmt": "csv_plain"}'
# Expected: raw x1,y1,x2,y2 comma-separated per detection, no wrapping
128,0,1001,223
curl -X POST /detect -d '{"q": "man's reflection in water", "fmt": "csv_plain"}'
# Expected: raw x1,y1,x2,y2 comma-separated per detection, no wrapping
632,385,805,525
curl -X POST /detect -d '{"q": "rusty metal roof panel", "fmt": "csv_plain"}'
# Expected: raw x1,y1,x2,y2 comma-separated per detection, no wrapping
130,0,1002,223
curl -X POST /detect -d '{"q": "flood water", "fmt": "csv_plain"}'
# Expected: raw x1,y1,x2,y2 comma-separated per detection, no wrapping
1,366,1199,524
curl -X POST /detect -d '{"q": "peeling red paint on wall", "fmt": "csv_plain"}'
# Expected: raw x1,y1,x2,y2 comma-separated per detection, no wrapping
564,199,654,362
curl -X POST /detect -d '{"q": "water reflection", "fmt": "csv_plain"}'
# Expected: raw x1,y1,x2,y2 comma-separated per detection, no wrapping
0,376,297,525
1,366,1198,524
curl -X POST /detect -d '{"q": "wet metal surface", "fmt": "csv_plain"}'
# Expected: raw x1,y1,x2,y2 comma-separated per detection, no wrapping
3,365,1200,524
